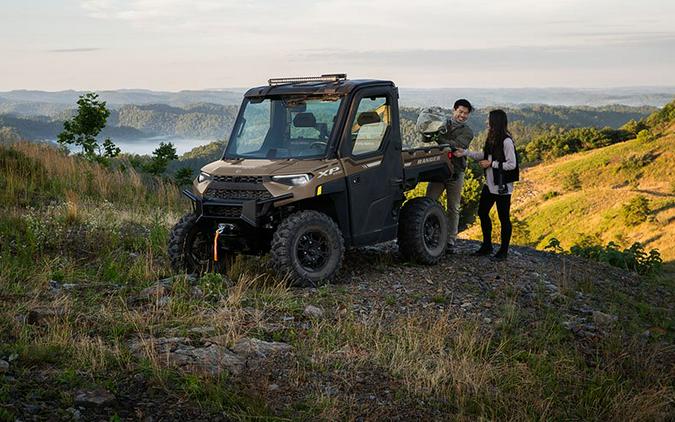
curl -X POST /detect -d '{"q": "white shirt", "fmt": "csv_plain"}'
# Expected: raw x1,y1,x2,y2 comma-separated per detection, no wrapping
466,137,517,195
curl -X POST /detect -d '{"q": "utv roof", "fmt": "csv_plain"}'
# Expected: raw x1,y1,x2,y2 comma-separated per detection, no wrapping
244,74,394,98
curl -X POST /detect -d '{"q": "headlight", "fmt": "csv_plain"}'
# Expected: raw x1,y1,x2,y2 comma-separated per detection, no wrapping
197,171,212,183
272,174,312,186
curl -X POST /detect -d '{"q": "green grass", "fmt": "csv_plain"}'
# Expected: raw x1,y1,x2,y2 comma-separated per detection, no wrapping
1,142,673,420
470,126,675,266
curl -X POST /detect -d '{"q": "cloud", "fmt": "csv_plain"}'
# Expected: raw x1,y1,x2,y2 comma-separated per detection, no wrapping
47,48,103,53
295,36,675,70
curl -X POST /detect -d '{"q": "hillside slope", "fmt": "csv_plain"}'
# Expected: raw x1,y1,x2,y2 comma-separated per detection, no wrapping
0,142,673,420
503,122,675,265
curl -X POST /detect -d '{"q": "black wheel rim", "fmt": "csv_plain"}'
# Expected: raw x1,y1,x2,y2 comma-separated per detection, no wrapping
423,214,442,250
296,230,330,272
186,227,212,270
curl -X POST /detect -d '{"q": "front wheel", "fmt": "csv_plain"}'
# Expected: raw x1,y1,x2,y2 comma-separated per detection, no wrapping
168,213,226,274
397,197,448,264
270,211,344,286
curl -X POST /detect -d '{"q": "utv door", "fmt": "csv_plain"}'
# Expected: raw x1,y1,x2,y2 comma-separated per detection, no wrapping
340,86,405,246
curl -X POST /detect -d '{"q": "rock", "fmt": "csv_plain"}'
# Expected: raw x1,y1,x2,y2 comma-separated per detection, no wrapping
26,307,65,325
483,317,492,324
157,297,171,307
170,344,244,375
0,359,8,373
67,407,82,420
62,283,78,290
74,387,115,406
231,337,292,358
460,302,472,309
24,404,41,414
187,326,217,335
129,337,244,375
191,286,204,299
303,305,324,318
592,311,618,325
138,283,169,300
269,383,279,391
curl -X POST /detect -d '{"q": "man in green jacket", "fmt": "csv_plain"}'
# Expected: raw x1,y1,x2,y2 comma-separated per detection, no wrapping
426,99,474,253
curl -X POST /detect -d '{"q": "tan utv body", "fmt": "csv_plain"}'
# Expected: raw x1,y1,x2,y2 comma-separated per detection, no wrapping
169,74,455,285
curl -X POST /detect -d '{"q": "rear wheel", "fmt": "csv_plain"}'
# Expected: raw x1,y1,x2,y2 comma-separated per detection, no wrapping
270,210,344,286
168,213,226,274
398,197,448,264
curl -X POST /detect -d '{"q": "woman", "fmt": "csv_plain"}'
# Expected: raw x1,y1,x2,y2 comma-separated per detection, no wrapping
454,109,518,261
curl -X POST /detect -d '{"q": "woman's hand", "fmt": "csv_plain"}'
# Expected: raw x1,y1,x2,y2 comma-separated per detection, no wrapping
479,159,492,169
453,148,465,157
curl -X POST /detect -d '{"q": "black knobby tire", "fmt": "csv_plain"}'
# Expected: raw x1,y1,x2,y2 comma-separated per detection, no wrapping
270,210,344,287
398,197,448,264
168,213,225,274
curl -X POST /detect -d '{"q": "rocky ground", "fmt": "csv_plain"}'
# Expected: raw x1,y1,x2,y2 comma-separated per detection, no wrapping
1,239,673,421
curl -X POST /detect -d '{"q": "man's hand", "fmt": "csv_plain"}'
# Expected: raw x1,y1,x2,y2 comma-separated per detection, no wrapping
453,148,465,157
479,159,492,169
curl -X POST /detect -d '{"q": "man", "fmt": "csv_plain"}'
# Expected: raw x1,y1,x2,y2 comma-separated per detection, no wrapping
425,99,474,253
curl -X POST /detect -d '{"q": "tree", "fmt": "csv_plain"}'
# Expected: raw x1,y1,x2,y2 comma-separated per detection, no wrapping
145,142,178,176
57,92,120,161
0,127,20,144
174,167,194,186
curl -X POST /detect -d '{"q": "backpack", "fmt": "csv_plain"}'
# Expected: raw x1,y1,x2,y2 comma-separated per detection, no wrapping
416,107,447,142
499,148,520,183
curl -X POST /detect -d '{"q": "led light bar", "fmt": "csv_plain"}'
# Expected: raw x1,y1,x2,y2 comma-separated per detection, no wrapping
268,73,347,86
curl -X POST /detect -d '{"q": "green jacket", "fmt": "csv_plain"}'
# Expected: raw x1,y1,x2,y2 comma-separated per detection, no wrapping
437,120,473,172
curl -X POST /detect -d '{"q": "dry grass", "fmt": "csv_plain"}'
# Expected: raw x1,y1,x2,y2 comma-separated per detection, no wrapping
462,126,675,269
1,141,182,211
1,142,673,420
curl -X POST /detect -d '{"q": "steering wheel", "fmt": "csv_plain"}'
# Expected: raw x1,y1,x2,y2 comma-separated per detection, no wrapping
309,141,328,150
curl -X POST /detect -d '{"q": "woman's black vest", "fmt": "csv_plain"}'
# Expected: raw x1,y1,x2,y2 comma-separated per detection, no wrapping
483,137,519,184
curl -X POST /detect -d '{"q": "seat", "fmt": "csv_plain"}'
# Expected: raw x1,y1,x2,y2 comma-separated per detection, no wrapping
293,112,317,128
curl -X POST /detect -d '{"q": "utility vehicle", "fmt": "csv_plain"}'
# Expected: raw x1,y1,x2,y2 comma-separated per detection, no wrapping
169,74,456,285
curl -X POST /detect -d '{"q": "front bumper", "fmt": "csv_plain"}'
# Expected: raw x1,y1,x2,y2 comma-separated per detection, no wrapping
183,189,293,227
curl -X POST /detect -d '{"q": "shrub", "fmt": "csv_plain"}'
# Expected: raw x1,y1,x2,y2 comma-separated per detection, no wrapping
547,236,663,276
562,171,581,191
621,119,648,136
569,240,662,276
618,153,656,173
636,129,654,143
621,195,651,226
542,191,560,200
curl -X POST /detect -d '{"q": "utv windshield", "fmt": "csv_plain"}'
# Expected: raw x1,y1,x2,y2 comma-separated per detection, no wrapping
224,95,344,159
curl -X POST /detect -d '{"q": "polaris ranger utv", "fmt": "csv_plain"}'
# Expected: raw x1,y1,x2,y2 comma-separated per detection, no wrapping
169,74,456,285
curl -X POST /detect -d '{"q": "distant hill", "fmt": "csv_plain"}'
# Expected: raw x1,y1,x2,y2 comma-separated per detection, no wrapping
400,104,657,149
0,102,240,142
111,103,238,139
398,86,675,108
463,103,675,267
0,114,147,141
0,89,245,111
1,87,673,118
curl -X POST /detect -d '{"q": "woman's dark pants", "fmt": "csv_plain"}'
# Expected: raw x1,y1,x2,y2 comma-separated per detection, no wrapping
477,185,512,253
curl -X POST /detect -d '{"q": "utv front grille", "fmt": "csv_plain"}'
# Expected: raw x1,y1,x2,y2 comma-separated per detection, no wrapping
204,187,272,200
212,175,264,184
204,205,241,218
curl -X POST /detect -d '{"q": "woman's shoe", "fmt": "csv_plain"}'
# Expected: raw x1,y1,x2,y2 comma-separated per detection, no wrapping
471,246,493,256
493,250,508,261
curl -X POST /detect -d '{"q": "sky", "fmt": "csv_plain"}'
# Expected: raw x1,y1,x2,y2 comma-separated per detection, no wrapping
1,0,674,90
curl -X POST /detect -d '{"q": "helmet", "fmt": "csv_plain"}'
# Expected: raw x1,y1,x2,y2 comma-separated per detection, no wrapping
416,107,448,135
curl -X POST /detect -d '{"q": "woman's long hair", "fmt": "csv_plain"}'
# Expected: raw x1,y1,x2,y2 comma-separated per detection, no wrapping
484,109,511,159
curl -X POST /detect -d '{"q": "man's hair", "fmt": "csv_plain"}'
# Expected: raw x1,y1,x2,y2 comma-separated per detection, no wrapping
453,99,473,112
